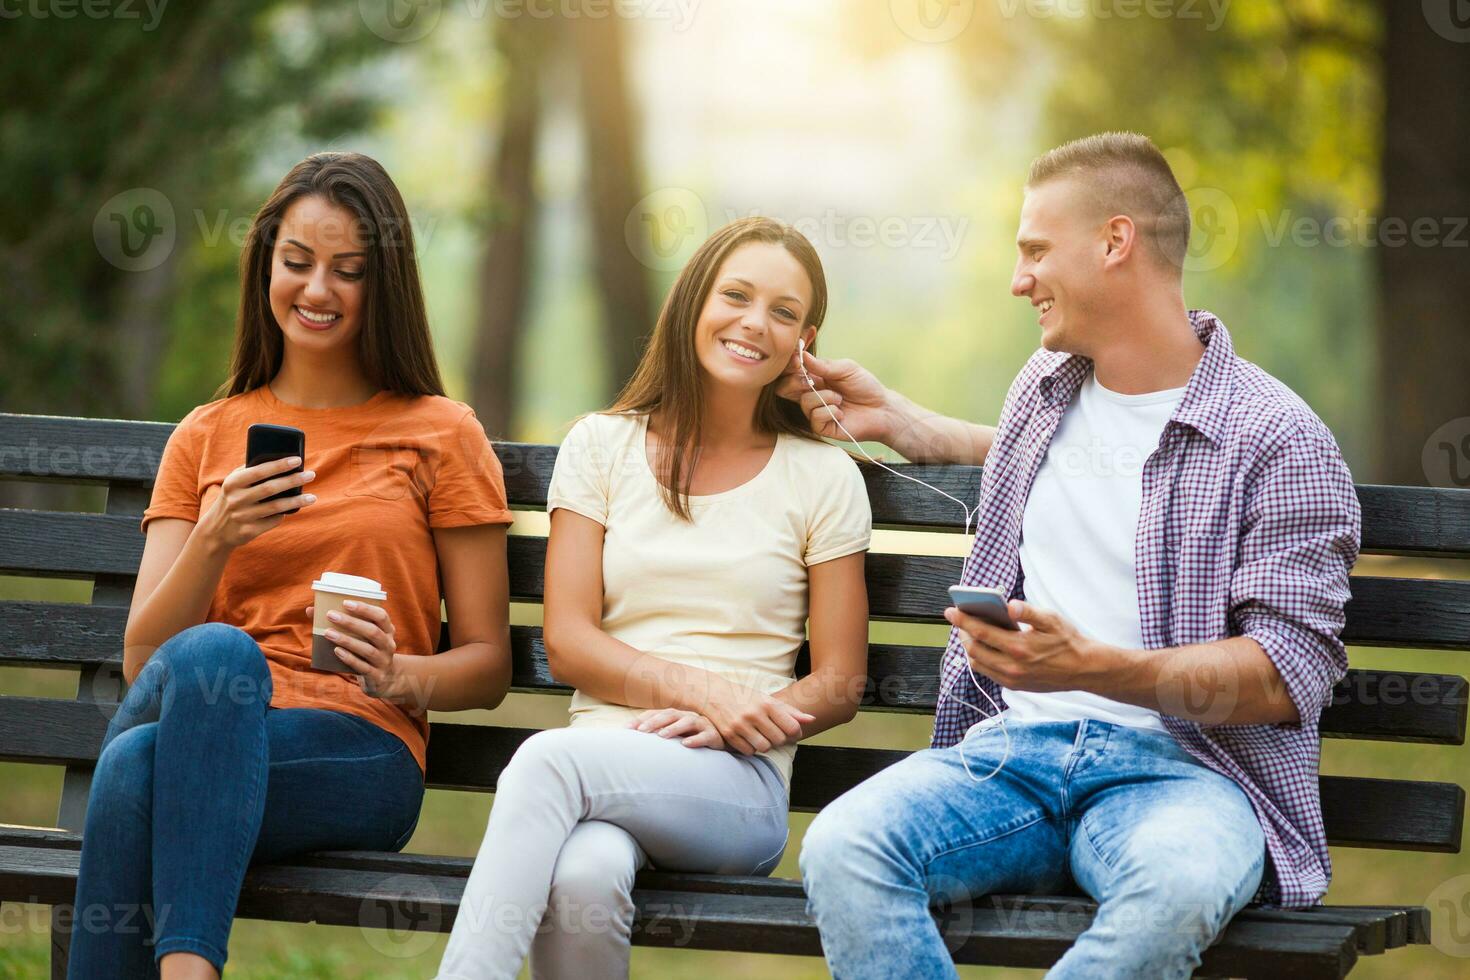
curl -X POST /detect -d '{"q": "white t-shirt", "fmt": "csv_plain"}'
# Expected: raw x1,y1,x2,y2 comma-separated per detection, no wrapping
1004,369,1186,732
545,411,873,785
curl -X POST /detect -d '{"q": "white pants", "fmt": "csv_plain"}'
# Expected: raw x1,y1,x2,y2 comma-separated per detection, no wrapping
435,727,790,980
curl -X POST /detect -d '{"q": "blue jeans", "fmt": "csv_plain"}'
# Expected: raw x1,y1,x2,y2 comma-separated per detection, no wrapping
67,623,425,978
800,719,1266,979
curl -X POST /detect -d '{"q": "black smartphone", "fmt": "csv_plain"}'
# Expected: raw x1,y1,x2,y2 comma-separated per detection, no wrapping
246,423,306,505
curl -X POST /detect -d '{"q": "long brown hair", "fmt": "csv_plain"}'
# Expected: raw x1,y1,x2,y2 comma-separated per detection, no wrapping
217,152,446,399
608,216,829,521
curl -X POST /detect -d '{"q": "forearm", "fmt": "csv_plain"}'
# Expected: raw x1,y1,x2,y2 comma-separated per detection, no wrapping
384,637,512,713
1085,635,1301,726
122,528,230,682
774,665,864,739
884,389,995,465
546,621,726,713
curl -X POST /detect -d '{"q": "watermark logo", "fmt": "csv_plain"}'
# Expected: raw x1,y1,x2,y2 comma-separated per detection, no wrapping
625,187,707,271
1423,0,1470,43
94,188,175,272
1154,644,1241,725
358,874,443,958
891,0,975,42
1181,186,1239,272
1427,874,1470,956
360,0,442,42
1423,417,1470,489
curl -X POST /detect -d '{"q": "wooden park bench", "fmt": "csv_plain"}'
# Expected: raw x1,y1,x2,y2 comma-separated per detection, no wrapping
0,411,1466,978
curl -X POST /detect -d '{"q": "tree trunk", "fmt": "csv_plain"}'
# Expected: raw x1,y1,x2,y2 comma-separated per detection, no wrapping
572,12,653,399
469,15,549,440
1375,1,1470,486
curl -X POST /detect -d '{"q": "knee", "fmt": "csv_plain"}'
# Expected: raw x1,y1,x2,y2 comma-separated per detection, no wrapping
160,623,270,701
87,725,157,826
800,807,865,892
499,728,580,791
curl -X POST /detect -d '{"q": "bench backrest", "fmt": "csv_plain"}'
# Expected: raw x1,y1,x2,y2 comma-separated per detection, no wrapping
1,413,1466,853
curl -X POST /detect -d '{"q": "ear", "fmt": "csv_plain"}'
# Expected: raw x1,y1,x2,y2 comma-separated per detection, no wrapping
1102,215,1136,268
800,326,817,352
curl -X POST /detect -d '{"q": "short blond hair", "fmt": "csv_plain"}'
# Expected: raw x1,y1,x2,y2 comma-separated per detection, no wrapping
1027,132,1190,273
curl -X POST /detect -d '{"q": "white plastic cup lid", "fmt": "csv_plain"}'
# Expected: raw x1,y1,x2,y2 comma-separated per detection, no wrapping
311,572,387,600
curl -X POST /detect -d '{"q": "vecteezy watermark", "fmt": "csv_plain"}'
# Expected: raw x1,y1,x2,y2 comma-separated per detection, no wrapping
1423,0,1470,43
358,874,444,959
1258,211,1470,250
625,187,709,272
890,0,975,42
94,188,442,271
94,188,176,272
723,208,970,262
994,0,1230,31
1179,186,1240,273
1153,644,1242,725
359,0,699,43
0,0,168,30
1426,874,1470,957
1423,418,1470,489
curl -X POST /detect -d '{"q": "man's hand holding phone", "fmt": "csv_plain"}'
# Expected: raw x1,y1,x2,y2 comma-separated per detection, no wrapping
197,456,317,553
945,588,1111,694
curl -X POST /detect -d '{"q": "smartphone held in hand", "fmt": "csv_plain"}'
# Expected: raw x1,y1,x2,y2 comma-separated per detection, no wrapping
246,424,306,506
947,585,1020,631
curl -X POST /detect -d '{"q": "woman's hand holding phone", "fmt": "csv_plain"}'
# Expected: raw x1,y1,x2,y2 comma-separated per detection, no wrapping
197,456,317,552
697,675,816,756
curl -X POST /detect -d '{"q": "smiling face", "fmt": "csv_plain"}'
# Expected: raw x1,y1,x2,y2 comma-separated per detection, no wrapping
693,240,817,394
267,195,369,357
1011,177,1112,355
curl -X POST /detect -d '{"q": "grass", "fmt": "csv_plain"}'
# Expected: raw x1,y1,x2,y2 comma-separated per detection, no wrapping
1,543,1466,977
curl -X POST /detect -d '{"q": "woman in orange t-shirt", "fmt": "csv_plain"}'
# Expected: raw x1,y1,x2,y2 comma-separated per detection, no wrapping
67,153,513,980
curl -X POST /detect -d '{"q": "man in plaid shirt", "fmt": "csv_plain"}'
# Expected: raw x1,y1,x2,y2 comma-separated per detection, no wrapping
782,133,1360,978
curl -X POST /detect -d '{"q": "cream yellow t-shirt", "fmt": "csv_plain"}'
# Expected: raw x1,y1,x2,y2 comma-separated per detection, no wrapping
546,411,872,786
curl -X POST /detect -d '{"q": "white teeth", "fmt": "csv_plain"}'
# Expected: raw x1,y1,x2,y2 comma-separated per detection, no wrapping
721,339,766,361
1039,300,1054,315
297,306,340,324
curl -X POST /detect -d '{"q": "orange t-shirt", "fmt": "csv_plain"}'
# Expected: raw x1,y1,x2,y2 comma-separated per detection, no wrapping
140,385,514,774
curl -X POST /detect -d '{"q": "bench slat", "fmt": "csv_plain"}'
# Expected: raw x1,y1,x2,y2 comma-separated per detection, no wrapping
0,699,1459,850
5,513,1470,648
0,840,1368,977
6,414,1470,556
4,605,1464,744
0,827,1425,957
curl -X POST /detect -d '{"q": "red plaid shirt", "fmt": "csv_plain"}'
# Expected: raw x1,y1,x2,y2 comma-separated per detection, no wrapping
933,310,1361,907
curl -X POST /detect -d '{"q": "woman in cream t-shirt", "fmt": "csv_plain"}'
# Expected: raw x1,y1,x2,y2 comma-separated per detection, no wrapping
437,218,872,980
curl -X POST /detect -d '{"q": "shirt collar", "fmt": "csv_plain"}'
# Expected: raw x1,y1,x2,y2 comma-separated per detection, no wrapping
1037,309,1235,448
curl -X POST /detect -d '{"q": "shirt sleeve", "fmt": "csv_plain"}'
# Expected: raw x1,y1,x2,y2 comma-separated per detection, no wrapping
546,415,611,527
1228,419,1361,726
428,408,515,529
140,412,204,534
804,451,873,566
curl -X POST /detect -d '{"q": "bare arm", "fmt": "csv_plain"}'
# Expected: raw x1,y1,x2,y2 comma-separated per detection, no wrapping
776,349,994,465
949,601,1299,727
123,456,317,683
344,524,513,713
542,508,814,755
771,550,869,737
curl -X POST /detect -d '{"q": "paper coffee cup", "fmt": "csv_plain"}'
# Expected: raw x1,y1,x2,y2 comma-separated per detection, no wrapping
311,572,388,673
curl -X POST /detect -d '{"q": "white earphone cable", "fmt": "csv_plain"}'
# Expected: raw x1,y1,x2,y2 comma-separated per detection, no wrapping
797,342,1009,782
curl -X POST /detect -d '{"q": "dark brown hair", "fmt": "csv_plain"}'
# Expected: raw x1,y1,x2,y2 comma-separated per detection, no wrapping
217,151,446,399
607,216,829,521
1027,131,1191,273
